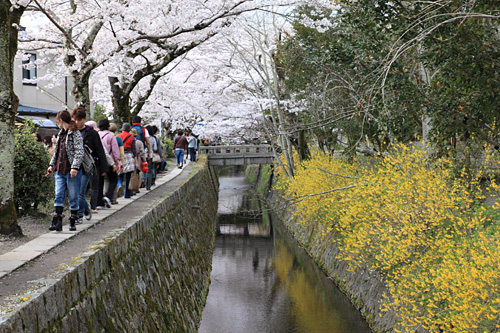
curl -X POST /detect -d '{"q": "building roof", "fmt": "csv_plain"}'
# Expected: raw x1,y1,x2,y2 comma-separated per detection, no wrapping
17,104,59,115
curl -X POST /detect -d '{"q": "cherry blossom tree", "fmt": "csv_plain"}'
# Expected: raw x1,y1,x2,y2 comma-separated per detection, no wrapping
124,9,300,177
226,12,298,177
20,0,334,118
21,1,281,116
20,0,108,111
113,26,266,140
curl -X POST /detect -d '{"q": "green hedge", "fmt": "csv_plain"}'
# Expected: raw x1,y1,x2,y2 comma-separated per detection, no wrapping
14,122,54,212
163,139,176,158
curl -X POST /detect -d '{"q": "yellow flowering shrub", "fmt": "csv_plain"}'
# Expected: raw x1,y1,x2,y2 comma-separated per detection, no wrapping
276,144,500,332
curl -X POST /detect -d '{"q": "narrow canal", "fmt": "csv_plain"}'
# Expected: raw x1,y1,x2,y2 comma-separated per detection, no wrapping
198,167,371,333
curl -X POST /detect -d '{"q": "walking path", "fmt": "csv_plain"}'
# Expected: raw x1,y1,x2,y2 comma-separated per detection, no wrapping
0,160,188,280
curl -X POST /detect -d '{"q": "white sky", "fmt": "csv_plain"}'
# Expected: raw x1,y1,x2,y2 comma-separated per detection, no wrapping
20,12,49,29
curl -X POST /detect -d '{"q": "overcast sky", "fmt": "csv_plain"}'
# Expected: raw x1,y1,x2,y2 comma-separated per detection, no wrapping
20,13,49,29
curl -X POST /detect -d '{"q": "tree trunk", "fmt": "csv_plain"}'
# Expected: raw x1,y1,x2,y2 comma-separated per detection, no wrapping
64,48,94,113
109,76,131,125
417,43,432,146
0,1,24,236
271,71,294,178
298,129,309,161
419,61,432,145
72,69,92,112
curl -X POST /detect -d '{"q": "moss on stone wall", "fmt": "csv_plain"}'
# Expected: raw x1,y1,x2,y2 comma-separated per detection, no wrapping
245,164,273,198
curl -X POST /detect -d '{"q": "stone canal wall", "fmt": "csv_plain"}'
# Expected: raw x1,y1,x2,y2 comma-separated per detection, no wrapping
0,163,219,332
245,164,395,332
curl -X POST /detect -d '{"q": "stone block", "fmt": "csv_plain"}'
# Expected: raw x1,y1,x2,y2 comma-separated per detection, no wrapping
0,260,25,272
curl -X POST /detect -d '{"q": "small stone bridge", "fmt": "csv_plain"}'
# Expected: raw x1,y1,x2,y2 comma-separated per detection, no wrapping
199,145,274,166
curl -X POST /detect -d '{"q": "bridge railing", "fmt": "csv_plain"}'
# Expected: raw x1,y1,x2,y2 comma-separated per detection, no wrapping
199,145,274,165
199,145,273,156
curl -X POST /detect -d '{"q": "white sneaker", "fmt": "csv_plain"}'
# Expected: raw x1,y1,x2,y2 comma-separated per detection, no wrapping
103,196,112,208
84,208,92,220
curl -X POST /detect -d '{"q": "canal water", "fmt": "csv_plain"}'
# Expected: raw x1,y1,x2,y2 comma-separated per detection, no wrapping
198,167,371,333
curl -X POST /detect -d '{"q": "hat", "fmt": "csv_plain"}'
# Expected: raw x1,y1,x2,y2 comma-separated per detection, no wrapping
85,121,98,131
109,123,118,132
130,128,138,136
121,123,131,132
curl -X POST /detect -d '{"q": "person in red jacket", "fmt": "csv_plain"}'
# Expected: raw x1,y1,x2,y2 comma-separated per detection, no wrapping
118,123,139,198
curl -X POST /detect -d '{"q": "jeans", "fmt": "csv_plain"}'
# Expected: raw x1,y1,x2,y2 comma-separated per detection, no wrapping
147,160,155,189
124,172,132,198
175,149,184,166
110,173,123,201
158,160,167,172
117,174,123,190
78,173,91,217
188,147,196,162
54,170,82,211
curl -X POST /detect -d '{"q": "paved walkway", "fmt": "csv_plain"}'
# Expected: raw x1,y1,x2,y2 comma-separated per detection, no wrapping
0,160,188,280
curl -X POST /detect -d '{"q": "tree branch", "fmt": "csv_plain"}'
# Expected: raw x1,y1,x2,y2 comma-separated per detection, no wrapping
290,184,369,204
32,0,88,58
318,168,371,182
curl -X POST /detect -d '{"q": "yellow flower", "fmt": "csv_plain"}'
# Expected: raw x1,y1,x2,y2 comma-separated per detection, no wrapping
278,142,500,332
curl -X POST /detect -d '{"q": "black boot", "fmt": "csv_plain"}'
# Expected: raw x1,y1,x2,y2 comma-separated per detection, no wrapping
49,213,63,231
69,213,77,231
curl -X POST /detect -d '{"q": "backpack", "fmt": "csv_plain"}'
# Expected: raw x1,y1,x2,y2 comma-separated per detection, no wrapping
132,124,146,143
82,143,96,176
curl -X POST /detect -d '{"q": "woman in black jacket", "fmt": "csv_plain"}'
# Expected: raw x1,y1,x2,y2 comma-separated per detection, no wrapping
72,107,108,223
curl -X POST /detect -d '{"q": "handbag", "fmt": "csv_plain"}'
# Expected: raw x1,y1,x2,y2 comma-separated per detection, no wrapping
152,152,162,163
82,144,96,176
69,132,95,175
129,171,141,192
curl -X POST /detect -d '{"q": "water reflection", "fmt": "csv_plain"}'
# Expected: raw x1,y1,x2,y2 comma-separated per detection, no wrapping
218,222,271,237
198,169,371,333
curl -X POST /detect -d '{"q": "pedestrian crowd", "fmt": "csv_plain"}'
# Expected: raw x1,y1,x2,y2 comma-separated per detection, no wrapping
44,108,177,232
173,129,198,169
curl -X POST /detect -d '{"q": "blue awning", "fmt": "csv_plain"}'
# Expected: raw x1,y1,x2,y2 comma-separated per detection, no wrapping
19,115,58,128
17,104,59,115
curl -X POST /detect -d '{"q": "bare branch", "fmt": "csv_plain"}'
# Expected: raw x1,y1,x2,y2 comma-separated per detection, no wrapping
32,0,88,58
318,168,371,182
290,184,369,204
